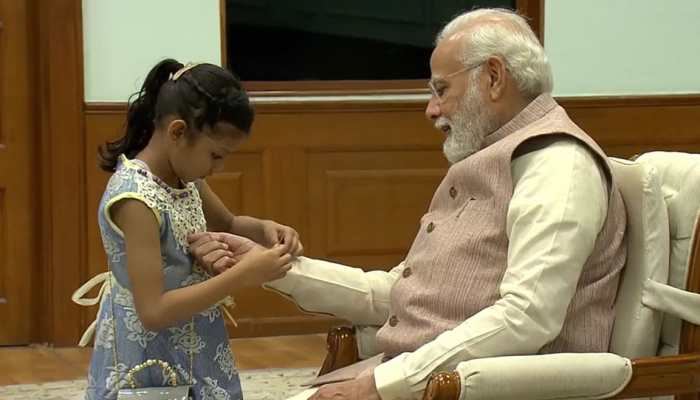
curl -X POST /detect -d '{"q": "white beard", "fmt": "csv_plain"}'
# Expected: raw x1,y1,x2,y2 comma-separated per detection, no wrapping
436,72,499,165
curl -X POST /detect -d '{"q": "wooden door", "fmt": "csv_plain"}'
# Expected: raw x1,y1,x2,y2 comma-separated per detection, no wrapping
0,0,38,345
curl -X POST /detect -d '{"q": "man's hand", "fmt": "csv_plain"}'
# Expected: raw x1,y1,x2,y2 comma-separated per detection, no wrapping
260,220,304,257
188,232,258,275
309,375,381,400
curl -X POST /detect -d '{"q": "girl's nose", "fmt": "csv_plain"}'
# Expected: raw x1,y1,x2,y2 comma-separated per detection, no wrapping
212,160,225,174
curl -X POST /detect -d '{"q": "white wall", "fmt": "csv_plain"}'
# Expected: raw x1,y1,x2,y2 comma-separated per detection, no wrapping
83,0,221,102
545,0,700,96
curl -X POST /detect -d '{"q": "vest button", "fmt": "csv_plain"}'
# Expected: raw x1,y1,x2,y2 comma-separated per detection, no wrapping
402,268,412,278
427,222,435,233
449,186,457,199
389,315,399,327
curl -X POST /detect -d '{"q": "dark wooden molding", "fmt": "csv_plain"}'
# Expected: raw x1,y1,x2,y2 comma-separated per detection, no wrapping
86,94,428,114
84,102,128,114
250,87,429,98
516,0,544,44
36,0,87,346
558,94,700,108
219,0,227,69
243,80,430,93
0,9,4,148
85,94,700,115
28,0,42,345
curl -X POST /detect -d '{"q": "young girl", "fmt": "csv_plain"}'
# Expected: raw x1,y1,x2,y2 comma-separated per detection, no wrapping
79,59,302,399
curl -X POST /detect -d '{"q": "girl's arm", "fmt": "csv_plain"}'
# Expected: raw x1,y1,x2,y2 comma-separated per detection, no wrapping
112,198,291,331
198,179,303,255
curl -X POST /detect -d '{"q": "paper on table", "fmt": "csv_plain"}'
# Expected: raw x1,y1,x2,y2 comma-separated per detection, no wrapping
304,354,385,387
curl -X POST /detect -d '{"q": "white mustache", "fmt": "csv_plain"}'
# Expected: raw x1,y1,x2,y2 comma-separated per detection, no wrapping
435,117,451,131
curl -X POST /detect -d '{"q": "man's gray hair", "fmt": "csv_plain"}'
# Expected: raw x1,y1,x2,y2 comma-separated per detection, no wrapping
436,8,553,98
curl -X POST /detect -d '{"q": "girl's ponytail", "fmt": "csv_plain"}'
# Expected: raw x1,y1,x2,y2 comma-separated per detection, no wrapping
98,59,184,172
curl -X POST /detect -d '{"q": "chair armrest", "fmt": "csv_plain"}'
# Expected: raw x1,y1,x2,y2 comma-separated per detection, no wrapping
318,326,359,376
423,352,700,400
423,371,461,400
611,352,700,398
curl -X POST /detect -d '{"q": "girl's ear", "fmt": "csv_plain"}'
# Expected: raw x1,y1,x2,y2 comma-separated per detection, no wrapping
166,119,188,142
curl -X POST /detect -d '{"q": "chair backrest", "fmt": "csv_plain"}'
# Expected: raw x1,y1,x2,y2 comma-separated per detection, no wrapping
635,152,700,356
608,157,670,358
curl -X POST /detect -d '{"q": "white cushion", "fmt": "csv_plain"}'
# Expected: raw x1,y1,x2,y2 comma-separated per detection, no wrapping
455,353,632,400
608,158,670,358
636,152,700,356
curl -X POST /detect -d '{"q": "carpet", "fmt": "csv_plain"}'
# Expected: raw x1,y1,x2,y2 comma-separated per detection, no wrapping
0,367,317,400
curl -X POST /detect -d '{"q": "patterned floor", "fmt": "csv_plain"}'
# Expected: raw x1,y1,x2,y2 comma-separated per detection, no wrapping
0,367,317,400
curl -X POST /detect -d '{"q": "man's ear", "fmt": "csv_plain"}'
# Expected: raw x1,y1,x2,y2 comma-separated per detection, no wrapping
485,55,508,101
166,119,188,142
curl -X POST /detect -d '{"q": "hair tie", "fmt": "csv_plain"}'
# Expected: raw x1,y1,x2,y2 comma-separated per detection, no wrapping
170,63,200,81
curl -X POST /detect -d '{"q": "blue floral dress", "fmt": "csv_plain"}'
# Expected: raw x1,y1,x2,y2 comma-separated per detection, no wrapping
81,155,242,400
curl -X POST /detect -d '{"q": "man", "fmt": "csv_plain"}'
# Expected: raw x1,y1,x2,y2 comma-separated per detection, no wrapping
191,8,627,400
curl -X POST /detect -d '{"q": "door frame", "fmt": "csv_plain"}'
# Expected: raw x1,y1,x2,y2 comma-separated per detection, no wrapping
34,0,86,346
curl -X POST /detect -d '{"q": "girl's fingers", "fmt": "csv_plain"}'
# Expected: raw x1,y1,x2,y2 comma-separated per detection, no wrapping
292,241,304,257
279,253,293,266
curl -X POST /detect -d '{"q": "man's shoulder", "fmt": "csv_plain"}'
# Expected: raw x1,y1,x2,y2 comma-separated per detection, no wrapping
512,135,593,164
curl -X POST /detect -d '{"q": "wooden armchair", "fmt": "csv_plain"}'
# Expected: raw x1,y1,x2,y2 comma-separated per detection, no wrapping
423,223,700,400
318,326,359,376
318,152,700,399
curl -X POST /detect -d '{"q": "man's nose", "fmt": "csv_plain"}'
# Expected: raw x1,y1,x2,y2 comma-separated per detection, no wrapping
425,97,441,121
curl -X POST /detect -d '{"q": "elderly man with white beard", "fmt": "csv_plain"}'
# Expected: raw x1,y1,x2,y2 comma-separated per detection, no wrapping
190,7,628,400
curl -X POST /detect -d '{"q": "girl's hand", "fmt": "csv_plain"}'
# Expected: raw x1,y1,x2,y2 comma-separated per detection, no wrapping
233,244,293,287
260,220,304,257
188,232,257,275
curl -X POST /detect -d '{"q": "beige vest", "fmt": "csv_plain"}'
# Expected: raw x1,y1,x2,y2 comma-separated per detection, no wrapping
376,94,627,357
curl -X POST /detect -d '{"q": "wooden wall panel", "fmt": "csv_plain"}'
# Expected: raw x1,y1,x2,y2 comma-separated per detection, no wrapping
208,172,243,211
0,4,4,146
0,188,4,292
36,0,87,346
0,0,39,345
562,98,700,159
77,96,700,341
324,169,442,255
307,152,446,268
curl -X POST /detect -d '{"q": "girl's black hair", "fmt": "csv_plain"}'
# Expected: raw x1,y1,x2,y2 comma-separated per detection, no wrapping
99,59,255,172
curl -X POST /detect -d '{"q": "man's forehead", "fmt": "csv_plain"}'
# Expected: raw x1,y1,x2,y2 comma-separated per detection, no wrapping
430,38,465,77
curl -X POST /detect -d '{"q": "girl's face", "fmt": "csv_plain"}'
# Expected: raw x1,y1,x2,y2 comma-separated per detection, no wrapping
168,121,246,183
